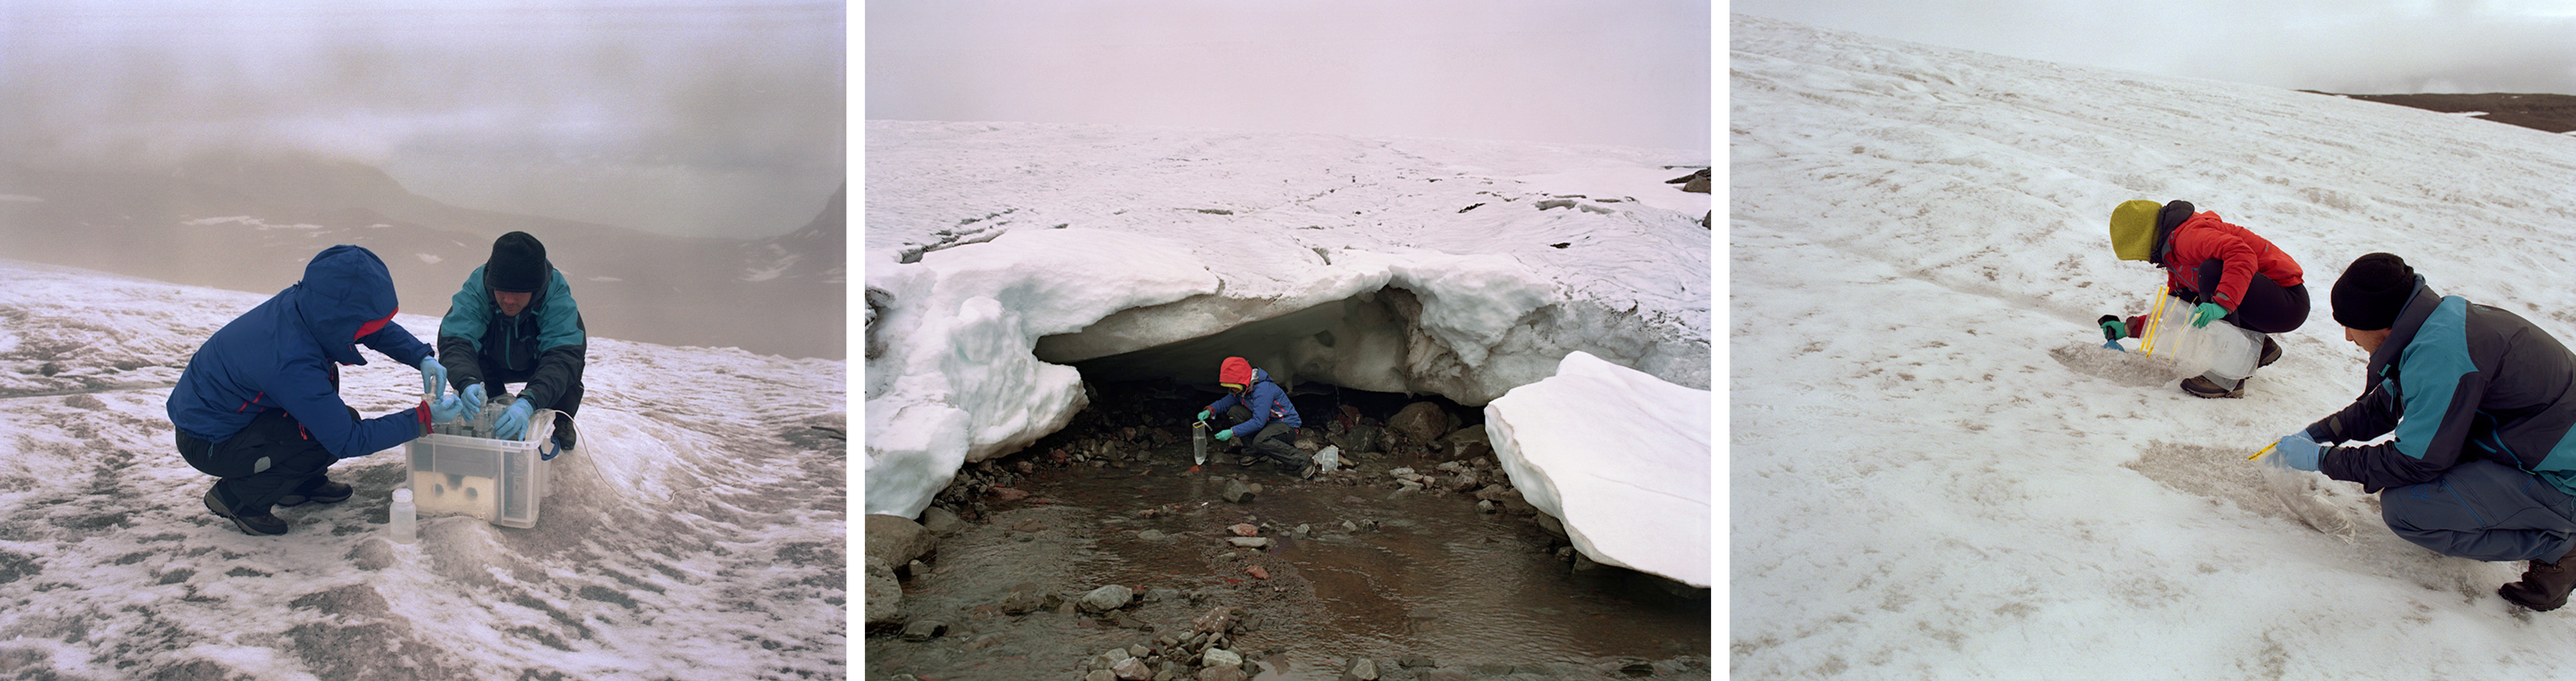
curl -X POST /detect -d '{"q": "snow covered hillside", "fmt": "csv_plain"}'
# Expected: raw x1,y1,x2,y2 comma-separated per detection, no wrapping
0,260,845,679
1732,13,2576,678
865,121,1710,519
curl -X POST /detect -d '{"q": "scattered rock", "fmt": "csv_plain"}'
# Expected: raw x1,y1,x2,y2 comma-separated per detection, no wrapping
1534,513,1568,539
1085,670,1117,681
1221,478,1255,504
1082,585,1135,613
1195,667,1248,681
1442,426,1492,461
1129,644,1151,658
864,557,903,625
1244,565,1269,580
900,619,946,641
999,581,1047,615
1202,648,1244,668
1476,500,1497,514
919,506,966,536
989,486,1031,502
864,514,936,567
1138,529,1169,541
1400,655,1436,668
1572,552,1601,573
1229,523,1259,537
1343,657,1380,681
1192,605,1239,634
1387,402,1450,443
1146,587,1183,603
1226,537,1270,549
1114,657,1154,680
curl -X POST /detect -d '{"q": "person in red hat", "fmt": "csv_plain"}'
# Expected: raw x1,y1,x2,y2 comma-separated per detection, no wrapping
1194,356,1309,474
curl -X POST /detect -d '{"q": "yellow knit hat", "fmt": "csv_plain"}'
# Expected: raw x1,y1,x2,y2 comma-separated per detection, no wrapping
2107,200,2162,261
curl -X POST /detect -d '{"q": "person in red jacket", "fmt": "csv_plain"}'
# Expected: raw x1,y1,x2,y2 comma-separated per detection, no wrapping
2098,199,2312,398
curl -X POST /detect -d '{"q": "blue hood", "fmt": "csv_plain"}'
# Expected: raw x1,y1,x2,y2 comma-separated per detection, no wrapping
293,244,402,366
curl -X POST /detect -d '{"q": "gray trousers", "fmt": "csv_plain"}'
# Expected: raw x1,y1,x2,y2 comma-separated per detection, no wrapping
2382,458,2576,563
1221,405,1307,468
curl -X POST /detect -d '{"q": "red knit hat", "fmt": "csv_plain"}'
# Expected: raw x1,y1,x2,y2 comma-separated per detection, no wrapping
1218,356,1253,390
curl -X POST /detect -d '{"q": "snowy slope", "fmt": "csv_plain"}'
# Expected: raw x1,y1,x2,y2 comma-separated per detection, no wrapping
1732,13,2576,678
0,260,845,680
865,121,1710,519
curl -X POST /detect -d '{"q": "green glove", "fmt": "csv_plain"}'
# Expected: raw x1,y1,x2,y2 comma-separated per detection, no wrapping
2189,302,2226,328
1196,409,1212,422
1213,429,1233,442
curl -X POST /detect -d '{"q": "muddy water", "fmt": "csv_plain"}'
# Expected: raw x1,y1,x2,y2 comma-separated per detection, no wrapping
868,435,1710,680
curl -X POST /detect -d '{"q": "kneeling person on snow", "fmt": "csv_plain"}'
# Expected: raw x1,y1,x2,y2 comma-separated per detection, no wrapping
2100,199,2311,398
1195,357,1307,472
438,231,587,454
2268,253,2576,612
167,245,469,536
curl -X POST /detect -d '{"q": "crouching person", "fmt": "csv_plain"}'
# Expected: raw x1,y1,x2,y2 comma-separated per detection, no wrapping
167,245,465,536
2268,253,2576,611
438,231,586,454
1195,356,1308,474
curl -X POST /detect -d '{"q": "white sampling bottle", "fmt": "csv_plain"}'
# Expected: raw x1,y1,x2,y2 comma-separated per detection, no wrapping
389,488,417,544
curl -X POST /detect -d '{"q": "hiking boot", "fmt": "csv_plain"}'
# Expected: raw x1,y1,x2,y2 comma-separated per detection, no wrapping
276,476,352,507
2257,335,2282,368
1296,464,1320,480
204,485,289,536
2500,549,2576,611
2180,376,2243,399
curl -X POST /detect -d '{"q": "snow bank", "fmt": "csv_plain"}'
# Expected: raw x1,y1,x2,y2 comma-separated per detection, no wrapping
1487,351,1710,588
863,121,1710,519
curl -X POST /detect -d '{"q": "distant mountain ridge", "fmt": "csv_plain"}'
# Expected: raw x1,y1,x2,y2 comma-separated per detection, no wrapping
0,153,843,359
2306,91,2576,134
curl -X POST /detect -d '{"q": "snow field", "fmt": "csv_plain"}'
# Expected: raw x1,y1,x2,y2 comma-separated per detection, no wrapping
1733,13,2576,678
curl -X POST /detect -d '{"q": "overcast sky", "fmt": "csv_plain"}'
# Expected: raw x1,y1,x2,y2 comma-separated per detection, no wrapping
0,0,844,239
1734,0,2576,95
866,0,1713,152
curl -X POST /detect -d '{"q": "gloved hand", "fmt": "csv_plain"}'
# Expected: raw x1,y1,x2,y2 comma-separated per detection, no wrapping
428,393,465,423
2189,302,2228,328
418,357,447,397
2097,315,2128,343
493,399,537,440
1197,409,1213,423
2269,432,2324,472
1213,429,1233,442
460,384,488,420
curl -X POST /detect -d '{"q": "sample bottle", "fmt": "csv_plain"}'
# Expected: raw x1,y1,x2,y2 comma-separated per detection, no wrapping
389,488,417,544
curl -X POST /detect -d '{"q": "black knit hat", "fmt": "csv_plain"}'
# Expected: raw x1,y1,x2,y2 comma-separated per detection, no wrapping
2331,252,2415,331
485,231,548,293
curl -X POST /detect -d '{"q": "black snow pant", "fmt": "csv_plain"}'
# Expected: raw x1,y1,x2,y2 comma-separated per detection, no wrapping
175,406,354,514
1220,405,1307,469
478,361,583,447
2186,258,2311,334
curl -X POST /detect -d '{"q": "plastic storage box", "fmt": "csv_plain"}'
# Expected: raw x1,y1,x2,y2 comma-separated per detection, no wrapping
404,407,556,529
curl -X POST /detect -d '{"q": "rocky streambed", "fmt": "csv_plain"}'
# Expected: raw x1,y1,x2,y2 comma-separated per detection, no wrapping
864,381,1710,680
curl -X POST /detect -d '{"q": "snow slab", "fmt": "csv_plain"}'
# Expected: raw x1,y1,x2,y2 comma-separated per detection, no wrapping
1734,13,2576,679
864,120,1709,519
1486,351,1711,588
0,259,845,679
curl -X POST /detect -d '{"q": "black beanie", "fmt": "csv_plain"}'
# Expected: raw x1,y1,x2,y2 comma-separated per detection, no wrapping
2331,252,2415,331
485,231,548,294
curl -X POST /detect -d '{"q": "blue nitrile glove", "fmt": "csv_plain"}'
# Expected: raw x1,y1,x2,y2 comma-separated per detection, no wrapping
1213,429,1233,442
2189,302,2227,328
494,399,536,440
428,393,465,423
460,384,488,420
418,357,447,397
1197,409,1213,422
2269,432,2324,472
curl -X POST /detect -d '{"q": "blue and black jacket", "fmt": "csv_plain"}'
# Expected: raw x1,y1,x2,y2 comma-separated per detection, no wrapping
2307,276,2576,495
1206,367,1302,440
436,264,586,408
167,245,434,458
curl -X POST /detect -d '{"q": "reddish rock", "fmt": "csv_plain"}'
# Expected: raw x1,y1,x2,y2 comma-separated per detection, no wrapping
989,486,1031,502
1229,523,1260,537
1245,565,1269,580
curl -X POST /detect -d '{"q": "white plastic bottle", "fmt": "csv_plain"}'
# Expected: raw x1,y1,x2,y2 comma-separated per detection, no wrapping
389,488,417,544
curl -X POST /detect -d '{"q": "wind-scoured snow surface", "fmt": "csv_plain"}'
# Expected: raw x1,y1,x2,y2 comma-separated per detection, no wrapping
0,260,845,680
865,120,1710,519
1488,351,1711,588
1733,13,2576,678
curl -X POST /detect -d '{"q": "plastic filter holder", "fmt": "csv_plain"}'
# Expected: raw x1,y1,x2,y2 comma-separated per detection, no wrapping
388,488,417,544
2139,289,2263,379
1192,421,1209,466
406,407,556,529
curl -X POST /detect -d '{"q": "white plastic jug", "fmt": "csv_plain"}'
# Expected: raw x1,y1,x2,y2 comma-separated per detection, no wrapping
2140,292,2263,379
389,488,417,544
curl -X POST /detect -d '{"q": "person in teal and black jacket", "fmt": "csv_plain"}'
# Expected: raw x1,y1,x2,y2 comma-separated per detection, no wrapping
438,231,587,455
169,244,465,536
2268,252,2576,612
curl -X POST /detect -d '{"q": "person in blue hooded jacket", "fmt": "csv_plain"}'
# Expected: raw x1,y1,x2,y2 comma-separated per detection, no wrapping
437,231,586,454
1195,356,1309,474
169,244,466,536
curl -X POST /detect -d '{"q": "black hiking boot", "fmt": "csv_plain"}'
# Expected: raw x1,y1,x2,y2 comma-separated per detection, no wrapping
2257,335,2282,368
2180,376,2244,399
2501,549,2576,611
276,476,352,507
204,485,289,536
